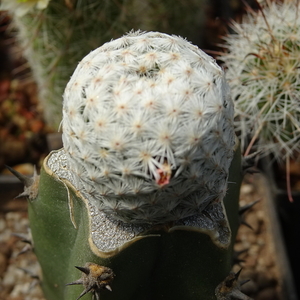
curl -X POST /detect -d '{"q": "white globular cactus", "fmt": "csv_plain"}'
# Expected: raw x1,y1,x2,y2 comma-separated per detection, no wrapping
219,0,300,162
62,31,236,224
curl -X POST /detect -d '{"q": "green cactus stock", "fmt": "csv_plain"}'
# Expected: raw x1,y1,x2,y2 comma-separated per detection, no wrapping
26,144,242,300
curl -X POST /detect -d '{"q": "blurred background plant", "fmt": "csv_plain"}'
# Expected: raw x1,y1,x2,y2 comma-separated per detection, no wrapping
0,0,207,130
0,78,48,171
218,0,300,198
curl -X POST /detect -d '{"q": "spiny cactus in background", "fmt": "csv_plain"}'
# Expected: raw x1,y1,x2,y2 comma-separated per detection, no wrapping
218,0,300,169
0,0,206,130
12,31,248,300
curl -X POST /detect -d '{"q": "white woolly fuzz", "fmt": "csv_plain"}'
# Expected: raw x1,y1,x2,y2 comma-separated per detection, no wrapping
219,0,300,162
62,31,235,224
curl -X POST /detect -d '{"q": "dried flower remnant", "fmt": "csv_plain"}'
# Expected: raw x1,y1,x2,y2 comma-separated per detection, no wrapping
62,31,236,224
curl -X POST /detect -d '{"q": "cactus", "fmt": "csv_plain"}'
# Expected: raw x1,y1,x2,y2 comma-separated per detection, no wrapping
218,0,300,166
13,31,246,300
0,0,206,130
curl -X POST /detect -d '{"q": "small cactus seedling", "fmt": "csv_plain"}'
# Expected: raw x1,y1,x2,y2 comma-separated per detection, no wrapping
12,31,247,300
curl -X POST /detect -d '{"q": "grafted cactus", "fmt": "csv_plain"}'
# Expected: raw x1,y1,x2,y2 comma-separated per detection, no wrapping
18,32,245,300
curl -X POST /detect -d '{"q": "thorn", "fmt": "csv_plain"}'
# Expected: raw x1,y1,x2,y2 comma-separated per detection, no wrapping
15,192,31,199
234,258,245,265
241,151,262,175
239,200,260,229
5,165,40,200
239,200,260,215
18,267,40,280
66,262,115,300
12,231,32,244
75,266,90,275
241,279,251,286
18,244,33,256
76,286,93,300
215,269,253,300
12,229,33,255
5,165,34,187
235,268,242,280
241,220,254,230
233,249,248,265
18,267,41,291
105,285,112,291
66,279,84,286
244,167,260,175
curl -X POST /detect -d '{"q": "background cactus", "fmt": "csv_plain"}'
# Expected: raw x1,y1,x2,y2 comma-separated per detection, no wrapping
0,0,206,130
18,31,245,300
218,0,300,168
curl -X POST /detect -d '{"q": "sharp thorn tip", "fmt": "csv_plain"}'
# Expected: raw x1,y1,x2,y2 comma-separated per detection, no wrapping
75,266,90,275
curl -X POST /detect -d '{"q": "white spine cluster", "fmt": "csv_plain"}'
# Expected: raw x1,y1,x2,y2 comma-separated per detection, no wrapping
62,31,235,224
219,0,300,161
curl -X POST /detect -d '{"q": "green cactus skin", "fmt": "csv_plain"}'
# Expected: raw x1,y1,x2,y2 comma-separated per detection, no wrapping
27,144,242,300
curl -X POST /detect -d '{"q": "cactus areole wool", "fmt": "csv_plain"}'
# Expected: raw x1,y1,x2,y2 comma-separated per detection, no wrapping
60,31,235,226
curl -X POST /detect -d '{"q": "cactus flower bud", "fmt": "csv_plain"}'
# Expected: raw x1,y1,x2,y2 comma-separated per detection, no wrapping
61,30,235,226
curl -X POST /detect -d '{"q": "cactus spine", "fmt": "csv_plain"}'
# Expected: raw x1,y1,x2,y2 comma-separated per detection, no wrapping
14,31,245,299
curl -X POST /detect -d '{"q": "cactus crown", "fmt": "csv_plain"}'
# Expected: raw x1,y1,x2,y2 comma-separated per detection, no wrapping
62,31,235,224
219,0,300,162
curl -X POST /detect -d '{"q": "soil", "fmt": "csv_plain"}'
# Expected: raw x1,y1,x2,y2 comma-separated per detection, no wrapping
0,174,284,300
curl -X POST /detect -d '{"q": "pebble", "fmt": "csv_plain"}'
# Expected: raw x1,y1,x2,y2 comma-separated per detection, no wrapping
0,210,45,300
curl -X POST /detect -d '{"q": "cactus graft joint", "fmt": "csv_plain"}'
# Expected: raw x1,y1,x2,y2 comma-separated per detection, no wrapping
66,263,115,300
